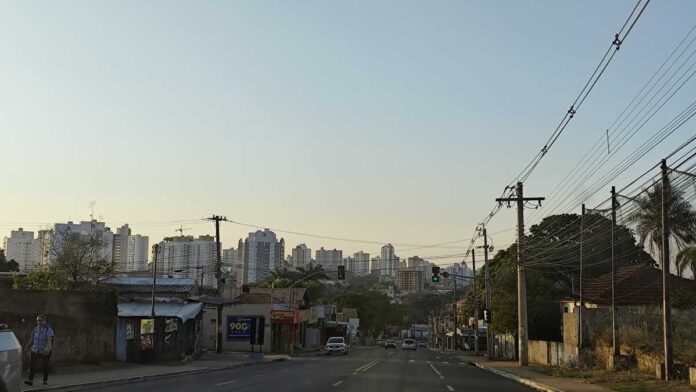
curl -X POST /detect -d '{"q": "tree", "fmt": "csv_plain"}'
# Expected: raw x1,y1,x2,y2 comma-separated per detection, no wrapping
14,264,68,290
676,246,696,278
628,182,696,261
49,227,115,289
0,249,19,272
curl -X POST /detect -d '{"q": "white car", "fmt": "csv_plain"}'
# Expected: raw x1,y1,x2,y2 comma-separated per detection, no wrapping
324,337,348,356
402,339,417,351
0,325,22,392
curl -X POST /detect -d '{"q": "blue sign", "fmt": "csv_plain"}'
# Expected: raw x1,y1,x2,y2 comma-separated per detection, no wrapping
227,316,256,341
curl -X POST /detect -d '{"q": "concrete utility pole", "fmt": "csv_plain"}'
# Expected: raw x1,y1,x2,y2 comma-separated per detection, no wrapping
660,159,674,380
207,215,227,354
472,249,478,356
151,244,159,317
496,182,544,366
610,187,620,358
579,204,585,349
482,228,492,359
453,277,457,351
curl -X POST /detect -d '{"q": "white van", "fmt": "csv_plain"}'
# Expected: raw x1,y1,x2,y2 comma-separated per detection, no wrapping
0,325,22,392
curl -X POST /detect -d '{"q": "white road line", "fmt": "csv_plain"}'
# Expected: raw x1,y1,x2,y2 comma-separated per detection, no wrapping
409,359,415,363
435,356,441,359
442,361,450,364
253,374,263,377
446,385,454,391
354,361,376,373
361,361,379,372
426,360,432,363
333,380,344,387
430,363,444,380
215,380,238,386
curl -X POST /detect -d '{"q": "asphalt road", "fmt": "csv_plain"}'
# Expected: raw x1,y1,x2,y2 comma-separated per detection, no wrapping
96,347,531,392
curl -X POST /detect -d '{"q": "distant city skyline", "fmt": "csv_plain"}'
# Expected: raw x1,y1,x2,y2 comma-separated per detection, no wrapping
2,1,694,274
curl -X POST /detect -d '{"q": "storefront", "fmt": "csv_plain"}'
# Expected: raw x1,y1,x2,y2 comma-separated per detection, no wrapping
116,300,203,363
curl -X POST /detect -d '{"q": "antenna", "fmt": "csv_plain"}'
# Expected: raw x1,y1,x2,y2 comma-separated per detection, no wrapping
89,201,96,221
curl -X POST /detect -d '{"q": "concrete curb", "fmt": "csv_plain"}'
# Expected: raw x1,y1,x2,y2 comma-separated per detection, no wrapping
468,361,565,392
25,357,287,392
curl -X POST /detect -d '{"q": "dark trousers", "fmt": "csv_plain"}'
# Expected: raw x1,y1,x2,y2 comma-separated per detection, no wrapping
28,351,50,381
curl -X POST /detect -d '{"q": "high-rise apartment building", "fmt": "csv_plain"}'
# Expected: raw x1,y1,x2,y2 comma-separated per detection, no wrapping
347,251,370,276
3,228,39,272
291,244,312,268
154,235,218,288
396,269,424,292
315,247,343,271
112,224,131,272
241,229,284,283
126,234,149,271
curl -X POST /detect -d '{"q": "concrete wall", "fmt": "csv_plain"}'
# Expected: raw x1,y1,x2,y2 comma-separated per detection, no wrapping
529,340,578,367
201,303,272,353
492,333,516,360
0,289,117,364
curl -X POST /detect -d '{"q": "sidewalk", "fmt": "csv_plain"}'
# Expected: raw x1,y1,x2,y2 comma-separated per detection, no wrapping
22,352,288,392
451,352,611,392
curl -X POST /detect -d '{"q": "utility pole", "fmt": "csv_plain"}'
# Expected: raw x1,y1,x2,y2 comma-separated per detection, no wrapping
472,249,479,356
579,204,585,350
151,244,159,317
661,159,674,380
207,215,227,354
611,187,620,359
453,277,457,351
482,228,492,359
496,182,544,366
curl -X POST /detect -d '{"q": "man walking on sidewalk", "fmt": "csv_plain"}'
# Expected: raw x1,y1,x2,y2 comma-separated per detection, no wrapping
24,314,54,386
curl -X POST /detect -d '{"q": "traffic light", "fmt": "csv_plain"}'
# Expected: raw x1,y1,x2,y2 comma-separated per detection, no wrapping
431,266,440,283
483,309,491,324
337,265,346,280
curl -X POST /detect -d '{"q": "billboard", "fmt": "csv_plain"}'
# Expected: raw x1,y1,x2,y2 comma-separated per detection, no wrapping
271,310,295,324
227,316,259,341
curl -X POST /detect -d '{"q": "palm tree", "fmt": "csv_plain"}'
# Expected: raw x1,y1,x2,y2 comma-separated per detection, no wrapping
628,182,696,268
676,246,696,278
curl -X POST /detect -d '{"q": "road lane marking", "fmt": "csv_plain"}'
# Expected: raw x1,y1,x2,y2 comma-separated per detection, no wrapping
215,380,238,386
333,380,344,387
361,361,379,372
430,363,445,380
446,386,454,391
253,374,263,377
409,359,415,363
443,361,450,364
354,361,376,373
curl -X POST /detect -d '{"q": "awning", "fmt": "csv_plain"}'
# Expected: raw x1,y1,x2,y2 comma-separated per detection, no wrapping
118,302,203,322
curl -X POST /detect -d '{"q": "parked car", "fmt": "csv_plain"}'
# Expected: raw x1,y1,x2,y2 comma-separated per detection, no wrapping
418,341,426,347
0,324,22,392
384,340,397,350
402,339,417,351
325,337,348,356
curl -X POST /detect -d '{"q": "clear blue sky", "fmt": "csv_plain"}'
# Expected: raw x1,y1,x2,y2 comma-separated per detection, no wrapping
1,1,695,267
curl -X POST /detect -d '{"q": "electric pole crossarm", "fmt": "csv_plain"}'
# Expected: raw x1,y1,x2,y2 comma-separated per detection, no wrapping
494,182,545,367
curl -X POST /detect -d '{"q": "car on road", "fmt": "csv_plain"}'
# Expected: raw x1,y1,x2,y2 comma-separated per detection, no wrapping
0,324,22,392
418,341,426,348
324,337,348,356
402,339,417,351
384,340,397,350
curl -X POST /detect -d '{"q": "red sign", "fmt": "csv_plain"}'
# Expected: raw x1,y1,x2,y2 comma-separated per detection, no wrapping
271,311,295,324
